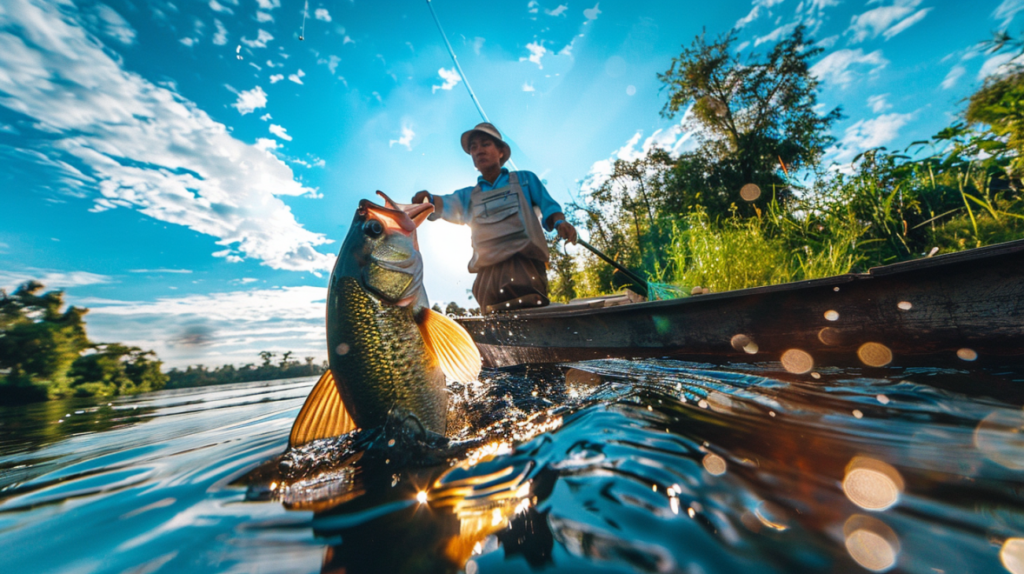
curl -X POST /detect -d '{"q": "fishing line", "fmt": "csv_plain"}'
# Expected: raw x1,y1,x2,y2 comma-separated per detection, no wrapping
425,0,518,171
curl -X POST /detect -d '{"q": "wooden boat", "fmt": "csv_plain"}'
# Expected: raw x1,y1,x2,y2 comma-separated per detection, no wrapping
456,238,1024,369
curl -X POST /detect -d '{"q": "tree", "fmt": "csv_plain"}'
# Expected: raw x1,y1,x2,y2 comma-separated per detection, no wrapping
657,26,842,217
259,350,275,368
67,344,168,398
0,281,91,399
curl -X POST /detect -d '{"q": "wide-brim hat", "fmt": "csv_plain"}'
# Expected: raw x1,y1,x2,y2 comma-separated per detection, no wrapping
460,122,511,165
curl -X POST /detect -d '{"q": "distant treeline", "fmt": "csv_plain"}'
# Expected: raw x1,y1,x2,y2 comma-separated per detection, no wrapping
0,281,167,404
165,351,326,389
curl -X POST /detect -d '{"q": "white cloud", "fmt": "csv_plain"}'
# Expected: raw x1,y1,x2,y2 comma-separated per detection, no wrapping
546,4,568,16
241,29,273,48
255,137,278,152
213,19,228,45
941,65,965,90
528,1,539,14
389,125,415,150
269,124,292,141
994,0,1024,29
256,0,281,9
209,0,234,15
867,93,891,113
86,4,136,45
0,269,114,291
810,48,889,87
269,73,284,83
231,85,267,115
522,82,535,92
755,22,797,46
977,52,1024,80
128,269,193,274
317,55,340,74
259,113,272,121
288,69,305,84
520,42,547,68
256,11,273,22
432,67,462,93
584,2,601,20
581,109,695,195
0,0,332,273
472,37,485,55
832,112,914,163
315,8,331,21
847,0,931,43
84,287,328,368
180,37,197,47
736,6,761,29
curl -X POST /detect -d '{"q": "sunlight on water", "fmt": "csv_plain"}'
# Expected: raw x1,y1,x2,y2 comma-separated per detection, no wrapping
2,360,1024,573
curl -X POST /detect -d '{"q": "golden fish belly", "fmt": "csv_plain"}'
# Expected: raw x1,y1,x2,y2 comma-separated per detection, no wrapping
327,276,447,434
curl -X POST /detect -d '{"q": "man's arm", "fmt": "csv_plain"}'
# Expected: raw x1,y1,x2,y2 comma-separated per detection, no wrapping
520,172,578,243
410,188,471,225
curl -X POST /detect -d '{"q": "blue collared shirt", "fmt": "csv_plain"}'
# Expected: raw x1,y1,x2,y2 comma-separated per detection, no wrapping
431,168,564,231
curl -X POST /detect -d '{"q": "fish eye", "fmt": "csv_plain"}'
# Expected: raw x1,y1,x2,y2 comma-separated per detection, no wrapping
363,219,384,238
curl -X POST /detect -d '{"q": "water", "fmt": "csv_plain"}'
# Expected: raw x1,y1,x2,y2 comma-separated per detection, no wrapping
1,361,1023,574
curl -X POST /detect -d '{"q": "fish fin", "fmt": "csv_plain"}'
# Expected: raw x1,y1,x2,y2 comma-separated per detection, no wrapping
418,309,482,383
289,370,357,448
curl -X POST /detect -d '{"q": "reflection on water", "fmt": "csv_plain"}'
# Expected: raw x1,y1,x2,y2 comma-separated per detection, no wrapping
2,361,1024,573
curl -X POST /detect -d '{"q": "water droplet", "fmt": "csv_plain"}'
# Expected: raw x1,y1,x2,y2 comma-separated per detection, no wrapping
769,411,776,417
743,342,759,354
387,439,395,447
335,342,350,355
957,348,978,361
853,409,864,419
730,334,752,351
781,349,814,374
687,507,696,518
1001,538,1024,574
858,342,893,367
834,286,840,292
818,327,843,346
843,457,904,510
824,310,839,321
698,399,708,409
739,183,761,202
811,372,821,379
844,515,900,572
703,453,727,476
974,410,1024,470
897,301,912,310
876,394,890,405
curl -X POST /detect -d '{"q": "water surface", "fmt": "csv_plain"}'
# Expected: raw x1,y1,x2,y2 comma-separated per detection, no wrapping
2,361,1023,573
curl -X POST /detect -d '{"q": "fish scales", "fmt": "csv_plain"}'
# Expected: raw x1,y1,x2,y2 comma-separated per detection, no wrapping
331,276,447,434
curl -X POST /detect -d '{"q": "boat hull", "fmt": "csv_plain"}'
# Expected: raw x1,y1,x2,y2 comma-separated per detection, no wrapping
457,240,1024,369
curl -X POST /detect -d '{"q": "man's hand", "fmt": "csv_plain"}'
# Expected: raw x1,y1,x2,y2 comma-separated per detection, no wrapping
556,221,578,244
411,190,432,204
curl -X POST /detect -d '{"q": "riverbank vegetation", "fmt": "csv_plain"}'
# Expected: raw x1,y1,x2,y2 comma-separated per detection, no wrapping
0,281,167,404
164,351,326,389
549,27,1024,302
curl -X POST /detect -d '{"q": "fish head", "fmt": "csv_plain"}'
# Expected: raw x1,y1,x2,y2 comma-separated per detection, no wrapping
338,191,434,306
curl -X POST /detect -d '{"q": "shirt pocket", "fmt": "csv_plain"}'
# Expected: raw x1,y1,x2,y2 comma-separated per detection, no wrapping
471,188,520,223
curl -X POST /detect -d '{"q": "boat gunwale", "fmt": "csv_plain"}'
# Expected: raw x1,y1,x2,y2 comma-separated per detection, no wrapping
456,238,1024,324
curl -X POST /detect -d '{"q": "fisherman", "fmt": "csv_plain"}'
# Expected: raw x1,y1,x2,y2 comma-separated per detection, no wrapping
411,122,578,312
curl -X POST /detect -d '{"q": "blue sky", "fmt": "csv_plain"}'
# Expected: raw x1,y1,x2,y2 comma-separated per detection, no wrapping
1,0,1021,368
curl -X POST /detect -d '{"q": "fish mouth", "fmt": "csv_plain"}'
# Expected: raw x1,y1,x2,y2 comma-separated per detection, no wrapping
358,192,434,239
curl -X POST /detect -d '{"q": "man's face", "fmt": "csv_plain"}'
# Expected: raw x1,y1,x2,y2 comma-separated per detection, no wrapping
469,134,503,172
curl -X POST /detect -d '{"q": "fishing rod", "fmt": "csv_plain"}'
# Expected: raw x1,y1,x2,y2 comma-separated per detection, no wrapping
424,1,654,298
424,0,518,171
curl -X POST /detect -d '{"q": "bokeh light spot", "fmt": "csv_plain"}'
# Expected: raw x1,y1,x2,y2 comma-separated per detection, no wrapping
842,457,904,511
703,453,727,476
740,183,761,202
781,349,814,374
957,348,978,361
824,310,840,321
974,410,1024,470
844,515,900,572
1001,538,1024,574
858,342,893,367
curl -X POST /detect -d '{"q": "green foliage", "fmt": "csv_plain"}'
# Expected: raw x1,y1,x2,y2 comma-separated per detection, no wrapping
555,26,1024,300
658,25,842,219
164,352,328,389
0,281,166,403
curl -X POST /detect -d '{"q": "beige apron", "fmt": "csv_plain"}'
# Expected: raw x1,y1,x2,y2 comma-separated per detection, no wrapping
467,172,549,273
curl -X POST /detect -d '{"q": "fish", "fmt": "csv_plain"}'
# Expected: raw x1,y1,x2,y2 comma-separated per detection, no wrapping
288,192,481,447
